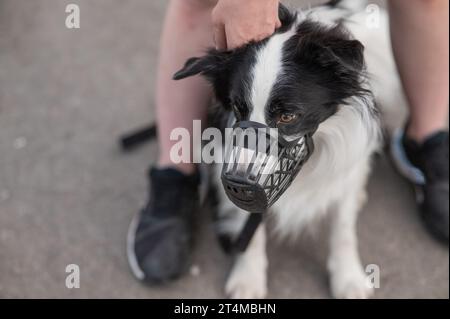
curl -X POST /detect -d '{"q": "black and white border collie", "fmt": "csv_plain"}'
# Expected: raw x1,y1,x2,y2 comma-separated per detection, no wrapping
175,0,400,299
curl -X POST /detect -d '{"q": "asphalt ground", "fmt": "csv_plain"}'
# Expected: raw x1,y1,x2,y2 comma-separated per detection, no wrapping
0,0,448,298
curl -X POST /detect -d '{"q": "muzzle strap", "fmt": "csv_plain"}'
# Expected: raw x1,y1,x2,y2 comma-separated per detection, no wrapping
232,213,264,253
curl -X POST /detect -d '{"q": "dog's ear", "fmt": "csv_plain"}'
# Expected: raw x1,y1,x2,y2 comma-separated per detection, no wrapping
173,50,231,80
295,22,367,103
296,22,365,73
173,50,234,105
324,39,364,72
173,57,210,80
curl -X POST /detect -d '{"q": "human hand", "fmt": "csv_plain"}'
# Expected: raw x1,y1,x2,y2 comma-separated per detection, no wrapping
212,0,281,50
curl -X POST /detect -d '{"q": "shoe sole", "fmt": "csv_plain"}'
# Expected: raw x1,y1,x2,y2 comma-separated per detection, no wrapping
126,164,210,282
126,212,146,281
390,128,426,203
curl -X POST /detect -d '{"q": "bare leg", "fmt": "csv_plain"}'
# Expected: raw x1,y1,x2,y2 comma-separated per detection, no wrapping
155,0,217,174
389,0,449,143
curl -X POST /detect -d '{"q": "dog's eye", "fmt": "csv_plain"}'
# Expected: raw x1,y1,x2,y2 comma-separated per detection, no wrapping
278,113,297,124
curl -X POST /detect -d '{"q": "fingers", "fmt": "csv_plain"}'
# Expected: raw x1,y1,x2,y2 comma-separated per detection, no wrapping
224,25,280,50
214,24,227,51
225,24,244,51
276,18,282,29
211,0,282,51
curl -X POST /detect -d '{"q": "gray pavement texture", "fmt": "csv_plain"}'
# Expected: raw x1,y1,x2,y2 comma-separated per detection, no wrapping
0,0,448,299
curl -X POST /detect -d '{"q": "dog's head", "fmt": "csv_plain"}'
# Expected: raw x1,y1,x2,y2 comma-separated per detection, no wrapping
173,7,367,139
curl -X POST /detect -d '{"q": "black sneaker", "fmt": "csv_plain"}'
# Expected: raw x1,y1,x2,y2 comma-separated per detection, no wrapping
127,167,201,283
391,128,449,244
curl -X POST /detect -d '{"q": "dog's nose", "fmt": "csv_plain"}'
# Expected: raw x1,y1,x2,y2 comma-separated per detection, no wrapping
221,177,268,213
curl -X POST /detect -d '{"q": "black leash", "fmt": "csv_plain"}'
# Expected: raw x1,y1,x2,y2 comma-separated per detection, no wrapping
232,213,264,253
120,124,157,151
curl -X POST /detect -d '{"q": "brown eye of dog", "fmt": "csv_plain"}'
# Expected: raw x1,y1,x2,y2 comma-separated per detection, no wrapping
279,113,297,124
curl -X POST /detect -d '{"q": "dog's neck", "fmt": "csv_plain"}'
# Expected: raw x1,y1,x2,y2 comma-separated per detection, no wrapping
299,97,381,182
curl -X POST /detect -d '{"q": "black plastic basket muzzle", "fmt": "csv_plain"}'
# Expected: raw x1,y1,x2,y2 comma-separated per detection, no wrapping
221,121,314,214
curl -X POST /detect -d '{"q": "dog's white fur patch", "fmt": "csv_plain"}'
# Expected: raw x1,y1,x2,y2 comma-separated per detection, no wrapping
249,24,297,123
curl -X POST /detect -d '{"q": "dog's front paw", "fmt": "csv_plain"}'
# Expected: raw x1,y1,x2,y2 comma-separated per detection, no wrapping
225,258,267,299
330,268,374,299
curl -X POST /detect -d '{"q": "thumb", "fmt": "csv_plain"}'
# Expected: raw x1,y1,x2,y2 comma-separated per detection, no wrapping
276,18,282,29
214,24,227,51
